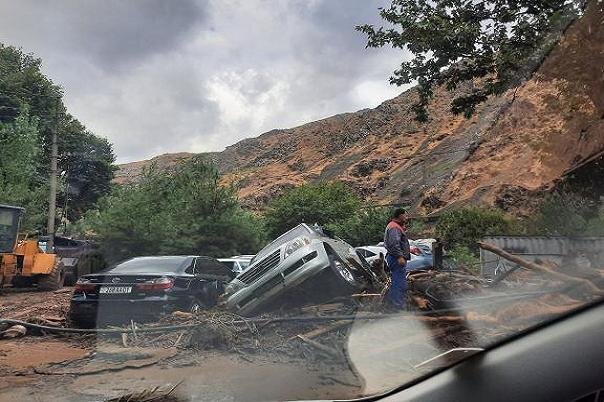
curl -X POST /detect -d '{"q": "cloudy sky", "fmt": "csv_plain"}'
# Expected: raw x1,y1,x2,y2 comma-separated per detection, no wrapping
0,0,410,163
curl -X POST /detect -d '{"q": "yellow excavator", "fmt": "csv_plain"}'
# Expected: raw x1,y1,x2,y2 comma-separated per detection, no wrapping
0,204,65,290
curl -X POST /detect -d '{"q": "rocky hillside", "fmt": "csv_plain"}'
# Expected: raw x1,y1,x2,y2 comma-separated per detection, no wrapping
116,3,604,215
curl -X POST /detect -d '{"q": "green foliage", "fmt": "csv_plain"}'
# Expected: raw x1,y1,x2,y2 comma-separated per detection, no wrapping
0,43,115,226
528,193,603,237
264,182,361,238
407,219,427,239
0,109,47,230
448,245,480,274
436,207,511,251
329,206,391,247
59,116,116,221
79,158,266,263
584,205,604,236
357,0,582,120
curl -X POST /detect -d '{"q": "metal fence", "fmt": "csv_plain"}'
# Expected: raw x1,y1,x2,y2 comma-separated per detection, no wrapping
479,236,604,278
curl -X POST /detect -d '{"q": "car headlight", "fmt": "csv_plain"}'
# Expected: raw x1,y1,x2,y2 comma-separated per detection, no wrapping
284,237,310,259
224,282,241,296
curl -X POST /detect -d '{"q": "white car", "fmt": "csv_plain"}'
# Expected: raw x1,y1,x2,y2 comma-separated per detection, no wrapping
224,224,379,316
358,239,435,271
355,245,387,265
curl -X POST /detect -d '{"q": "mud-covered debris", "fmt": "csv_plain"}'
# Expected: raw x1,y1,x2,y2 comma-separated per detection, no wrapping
170,311,194,320
2,324,27,338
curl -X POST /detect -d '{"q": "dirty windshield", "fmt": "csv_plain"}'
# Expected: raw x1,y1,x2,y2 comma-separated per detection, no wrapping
108,257,191,274
1,1,603,401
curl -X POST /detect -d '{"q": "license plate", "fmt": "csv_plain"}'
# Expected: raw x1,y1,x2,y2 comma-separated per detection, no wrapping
99,286,132,294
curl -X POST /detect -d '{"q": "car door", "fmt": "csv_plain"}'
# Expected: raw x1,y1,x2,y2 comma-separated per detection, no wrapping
192,257,235,306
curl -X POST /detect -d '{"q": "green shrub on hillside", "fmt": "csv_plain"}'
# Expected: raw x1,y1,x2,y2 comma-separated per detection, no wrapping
436,207,512,252
448,245,481,274
329,206,390,246
264,182,360,238
528,193,597,237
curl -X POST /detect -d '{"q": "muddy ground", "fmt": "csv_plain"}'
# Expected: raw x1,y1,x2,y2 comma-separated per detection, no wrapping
1,264,601,401
0,290,363,401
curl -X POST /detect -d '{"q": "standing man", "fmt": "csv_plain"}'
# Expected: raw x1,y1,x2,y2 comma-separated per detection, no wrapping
383,208,411,310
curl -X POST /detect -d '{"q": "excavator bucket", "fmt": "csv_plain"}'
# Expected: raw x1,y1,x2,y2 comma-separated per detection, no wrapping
0,205,24,254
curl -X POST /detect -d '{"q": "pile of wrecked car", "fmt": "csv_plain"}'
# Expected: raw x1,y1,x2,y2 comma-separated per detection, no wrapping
69,223,386,325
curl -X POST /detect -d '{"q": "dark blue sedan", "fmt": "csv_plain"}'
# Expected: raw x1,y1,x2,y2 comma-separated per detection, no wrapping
69,255,234,327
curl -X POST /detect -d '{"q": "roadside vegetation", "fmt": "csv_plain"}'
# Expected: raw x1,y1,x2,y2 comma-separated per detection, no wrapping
264,181,401,246
527,192,604,237
0,44,115,231
78,157,266,263
436,207,514,252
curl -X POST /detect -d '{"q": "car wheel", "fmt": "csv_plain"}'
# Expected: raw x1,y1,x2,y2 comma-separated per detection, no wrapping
64,272,77,286
188,299,203,314
329,257,358,288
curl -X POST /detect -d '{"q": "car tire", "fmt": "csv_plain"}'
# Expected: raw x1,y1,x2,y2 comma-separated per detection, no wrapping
328,256,360,292
188,299,203,314
64,272,77,286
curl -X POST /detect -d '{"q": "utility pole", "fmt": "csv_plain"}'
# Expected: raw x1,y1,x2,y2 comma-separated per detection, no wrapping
46,128,58,253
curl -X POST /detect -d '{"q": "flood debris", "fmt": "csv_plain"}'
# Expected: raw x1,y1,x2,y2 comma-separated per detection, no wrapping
1,324,26,338
34,347,178,376
0,243,601,388
105,381,183,402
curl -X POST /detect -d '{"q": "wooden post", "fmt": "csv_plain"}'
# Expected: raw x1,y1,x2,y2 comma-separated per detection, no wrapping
46,128,58,253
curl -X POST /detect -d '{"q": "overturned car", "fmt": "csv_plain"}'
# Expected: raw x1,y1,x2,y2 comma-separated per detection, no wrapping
224,223,381,316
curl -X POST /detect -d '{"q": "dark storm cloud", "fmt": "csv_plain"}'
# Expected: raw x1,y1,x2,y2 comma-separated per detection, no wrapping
0,0,410,163
2,0,205,69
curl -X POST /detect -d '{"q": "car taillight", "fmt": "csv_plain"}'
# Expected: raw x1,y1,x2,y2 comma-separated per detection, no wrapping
74,279,97,293
410,245,421,255
136,277,174,291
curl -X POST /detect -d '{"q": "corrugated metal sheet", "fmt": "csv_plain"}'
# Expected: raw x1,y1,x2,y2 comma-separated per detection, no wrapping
479,236,604,278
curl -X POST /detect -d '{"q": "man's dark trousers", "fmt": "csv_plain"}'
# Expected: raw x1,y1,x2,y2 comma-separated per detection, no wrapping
386,254,406,309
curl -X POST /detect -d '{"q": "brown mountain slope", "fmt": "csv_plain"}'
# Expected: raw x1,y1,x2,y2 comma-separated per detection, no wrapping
115,3,604,214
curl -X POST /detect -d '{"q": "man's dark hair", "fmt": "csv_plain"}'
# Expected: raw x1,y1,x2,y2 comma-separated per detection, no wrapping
392,207,407,219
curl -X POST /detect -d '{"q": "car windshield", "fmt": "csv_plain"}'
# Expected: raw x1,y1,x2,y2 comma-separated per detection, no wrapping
251,224,314,263
219,260,235,270
1,1,603,401
109,257,190,274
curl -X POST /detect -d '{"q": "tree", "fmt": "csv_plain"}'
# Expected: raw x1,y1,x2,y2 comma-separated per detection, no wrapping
79,157,266,263
329,206,391,246
0,43,116,225
357,0,583,121
0,109,47,230
58,115,116,222
264,182,361,238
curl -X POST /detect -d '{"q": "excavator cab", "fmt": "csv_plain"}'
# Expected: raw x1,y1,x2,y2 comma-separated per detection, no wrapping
0,205,23,254
0,204,64,290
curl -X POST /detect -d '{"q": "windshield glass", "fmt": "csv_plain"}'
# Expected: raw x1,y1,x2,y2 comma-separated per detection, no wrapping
0,208,19,252
251,224,314,263
109,257,190,274
1,1,602,401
